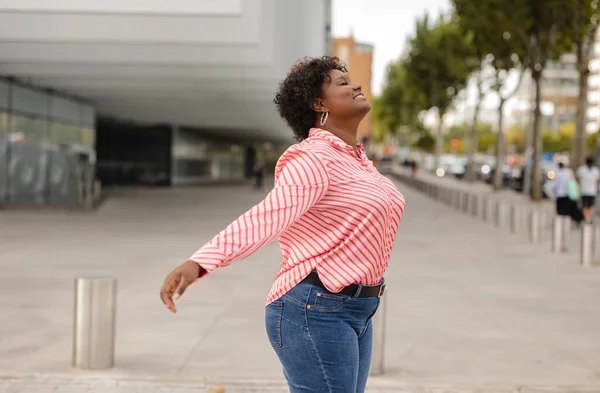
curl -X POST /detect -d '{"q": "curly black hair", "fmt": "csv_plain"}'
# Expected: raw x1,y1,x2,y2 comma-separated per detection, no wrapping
274,56,347,141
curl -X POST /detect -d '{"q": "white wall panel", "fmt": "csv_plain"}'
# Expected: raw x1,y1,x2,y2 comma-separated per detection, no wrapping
0,0,327,141
0,11,259,44
0,0,242,16
0,42,271,66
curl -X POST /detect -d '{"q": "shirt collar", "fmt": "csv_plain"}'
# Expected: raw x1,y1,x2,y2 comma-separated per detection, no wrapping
308,128,365,157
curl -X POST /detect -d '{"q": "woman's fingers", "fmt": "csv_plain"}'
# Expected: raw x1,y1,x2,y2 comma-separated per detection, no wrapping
160,272,180,313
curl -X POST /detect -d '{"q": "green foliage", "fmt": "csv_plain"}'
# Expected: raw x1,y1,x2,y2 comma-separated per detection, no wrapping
542,125,574,153
588,130,599,153
506,124,526,153
413,131,436,152
374,63,423,135
539,122,599,154
453,0,525,70
443,122,496,153
404,13,479,116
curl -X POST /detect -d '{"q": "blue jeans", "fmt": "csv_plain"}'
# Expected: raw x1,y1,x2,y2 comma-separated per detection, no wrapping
265,280,381,393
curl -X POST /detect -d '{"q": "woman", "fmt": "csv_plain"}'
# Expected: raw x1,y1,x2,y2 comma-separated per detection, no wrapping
160,56,406,393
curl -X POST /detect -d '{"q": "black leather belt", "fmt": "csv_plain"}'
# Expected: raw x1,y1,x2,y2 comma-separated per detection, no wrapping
302,271,385,298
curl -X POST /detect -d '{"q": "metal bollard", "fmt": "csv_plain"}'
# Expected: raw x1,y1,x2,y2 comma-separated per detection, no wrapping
543,212,554,242
440,187,448,204
552,216,568,253
476,195,486,219
73,277,117,370
452,190,461,209
369,294,386,376
581,223,594,267
495,201,509,229
483,197,494,222
529,210,540,244
510,205,522,233
595,223,600,256
470,194,479,217
462,192,470,213
562,216,571,252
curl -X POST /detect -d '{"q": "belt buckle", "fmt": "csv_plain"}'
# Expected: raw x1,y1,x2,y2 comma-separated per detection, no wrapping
377,284,385,298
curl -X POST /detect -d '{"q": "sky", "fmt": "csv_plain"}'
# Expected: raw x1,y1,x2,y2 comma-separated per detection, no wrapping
331,0,451,96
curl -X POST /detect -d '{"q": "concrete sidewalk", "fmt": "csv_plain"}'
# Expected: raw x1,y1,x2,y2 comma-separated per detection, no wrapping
1,180,600,392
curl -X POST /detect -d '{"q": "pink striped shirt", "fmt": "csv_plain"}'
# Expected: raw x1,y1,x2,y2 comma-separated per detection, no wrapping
189,128,405,304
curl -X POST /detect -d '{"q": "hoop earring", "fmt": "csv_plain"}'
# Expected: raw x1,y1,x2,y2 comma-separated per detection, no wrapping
320,111,329,126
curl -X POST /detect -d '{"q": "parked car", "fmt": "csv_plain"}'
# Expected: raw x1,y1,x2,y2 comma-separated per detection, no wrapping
378,156,394,174
511,163,555,199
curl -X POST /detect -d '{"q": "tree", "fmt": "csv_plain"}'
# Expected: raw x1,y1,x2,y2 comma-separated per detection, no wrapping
404,13,479,169
456,0,575,199
451,6,498,182
413,132,436,152
375,61,424,144
571,0,599,169
453,0,528,191
464,70,490,182
507,1,575,200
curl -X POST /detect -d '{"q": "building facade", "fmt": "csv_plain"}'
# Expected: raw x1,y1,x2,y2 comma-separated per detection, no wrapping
333,36,374,140
0,79,96,206
541,53,579,131
587,30,600,132
515,53,579,132
0,0,331,206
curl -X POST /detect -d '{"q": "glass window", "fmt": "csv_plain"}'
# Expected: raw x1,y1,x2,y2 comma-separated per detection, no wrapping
0,81,9,109
0,112,8,142
10,114,49,145
50,122,83,145
81,126,95,147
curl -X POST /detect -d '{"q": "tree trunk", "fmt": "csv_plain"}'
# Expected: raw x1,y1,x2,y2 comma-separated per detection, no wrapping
573,60,590,169
467,89,483,182
493,98,505,191
435,111,444,170
531,70,543,201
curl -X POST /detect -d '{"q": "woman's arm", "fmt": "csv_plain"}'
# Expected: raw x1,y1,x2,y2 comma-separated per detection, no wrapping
188,146,330,275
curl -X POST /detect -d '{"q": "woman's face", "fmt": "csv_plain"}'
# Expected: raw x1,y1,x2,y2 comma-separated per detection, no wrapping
318,69,371,120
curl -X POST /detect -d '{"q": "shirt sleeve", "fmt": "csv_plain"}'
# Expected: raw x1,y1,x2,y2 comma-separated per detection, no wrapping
188,145,330,276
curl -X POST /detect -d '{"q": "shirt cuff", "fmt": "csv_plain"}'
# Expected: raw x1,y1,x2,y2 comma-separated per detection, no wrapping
188,246,224,281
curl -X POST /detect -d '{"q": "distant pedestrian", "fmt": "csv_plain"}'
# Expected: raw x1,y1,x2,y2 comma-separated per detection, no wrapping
160,56,405,393
553,162,571,217
576,156,600,223
253,159,265,189
410,160,417,177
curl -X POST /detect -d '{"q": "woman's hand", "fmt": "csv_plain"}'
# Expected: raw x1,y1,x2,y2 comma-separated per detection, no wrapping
160,260,203,313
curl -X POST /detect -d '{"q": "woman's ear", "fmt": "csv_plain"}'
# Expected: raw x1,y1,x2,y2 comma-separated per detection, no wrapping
312,98,326,113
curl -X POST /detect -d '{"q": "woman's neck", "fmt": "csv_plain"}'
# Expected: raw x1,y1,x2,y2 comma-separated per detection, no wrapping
319,120,359,148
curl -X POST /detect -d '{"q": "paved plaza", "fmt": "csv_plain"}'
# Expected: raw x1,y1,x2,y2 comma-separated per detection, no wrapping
1,178,600,392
